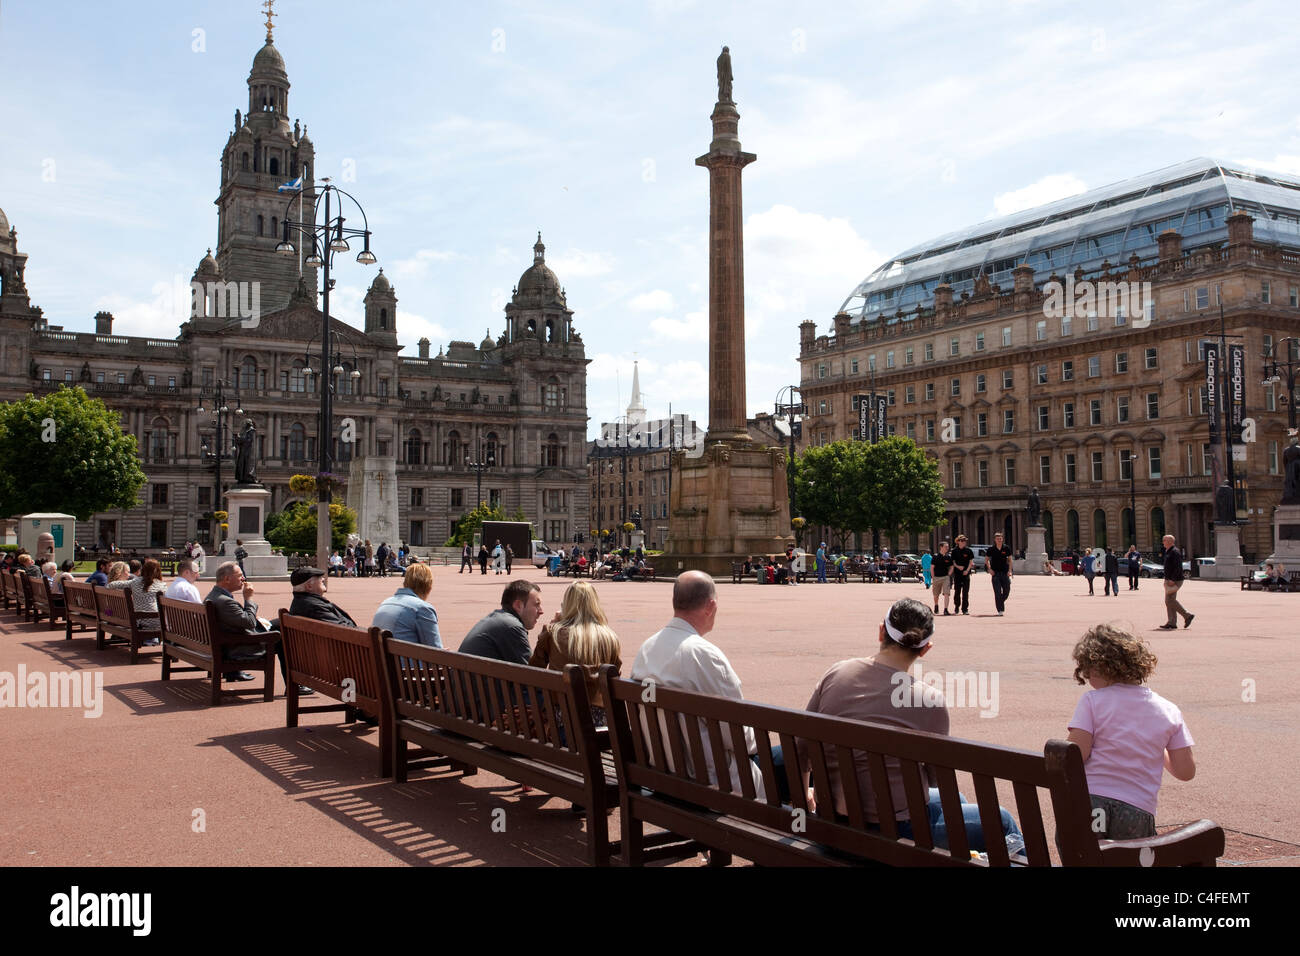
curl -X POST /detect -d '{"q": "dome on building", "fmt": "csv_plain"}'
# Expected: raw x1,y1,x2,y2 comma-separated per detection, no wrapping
195,248,221,276
0,206,9,235
516,232,563,301
480,328,495,351
251,40,287,76
369,268,391,292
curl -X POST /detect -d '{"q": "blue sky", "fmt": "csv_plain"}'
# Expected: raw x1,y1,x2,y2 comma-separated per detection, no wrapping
3,0,1299,437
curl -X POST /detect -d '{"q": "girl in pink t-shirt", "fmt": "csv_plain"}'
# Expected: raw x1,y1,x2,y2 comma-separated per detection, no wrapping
1067,624,1196,839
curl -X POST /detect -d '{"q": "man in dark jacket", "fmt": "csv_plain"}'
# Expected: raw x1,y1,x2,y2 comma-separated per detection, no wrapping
376,543,390,577
1159,534,1194,629
287,566,357,627
205,561,313,694
950,534,975,615
460,542,473,574
459,580,543,665
1103,547,1120,596
477,544,490,575
987,532,1013,615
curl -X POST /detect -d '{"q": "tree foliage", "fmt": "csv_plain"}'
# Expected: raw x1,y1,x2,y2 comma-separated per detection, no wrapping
0,386,147,520
794,437,946,550
445,502,531,547
264,501,357,553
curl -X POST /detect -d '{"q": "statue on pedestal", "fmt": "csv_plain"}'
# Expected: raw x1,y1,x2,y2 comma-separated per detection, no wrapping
233,419,258,485
1214,481,1236,525
716,46,733,103
1026,487,1042,527
1283,439,1300,505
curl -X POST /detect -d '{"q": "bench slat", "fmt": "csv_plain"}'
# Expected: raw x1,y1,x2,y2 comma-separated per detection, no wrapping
899,757,934,850
834,744,867,830
865,751,898,839
973,772,1010,866
703,716,734,796
683,710,712,789
932,765,969,858
1011,780,1050,866
805,737,836,821
734,721,761,801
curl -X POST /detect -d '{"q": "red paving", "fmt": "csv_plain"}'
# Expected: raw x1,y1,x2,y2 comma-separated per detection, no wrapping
2,568,1297,866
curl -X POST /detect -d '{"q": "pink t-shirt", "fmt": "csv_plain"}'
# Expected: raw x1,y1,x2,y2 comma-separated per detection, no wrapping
1069,684,1193,815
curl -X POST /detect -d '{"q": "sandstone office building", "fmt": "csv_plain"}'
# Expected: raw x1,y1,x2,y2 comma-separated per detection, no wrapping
0,31,589,553
798,159,1300,561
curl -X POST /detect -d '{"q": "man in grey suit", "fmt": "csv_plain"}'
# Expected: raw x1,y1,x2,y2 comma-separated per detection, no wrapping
205,561,313,695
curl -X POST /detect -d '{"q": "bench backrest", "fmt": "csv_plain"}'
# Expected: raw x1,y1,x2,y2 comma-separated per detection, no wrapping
278,611,384,712
601,670,1102,867
1,570,15,603
377,639,601,776
31,575,55,611
93,585,150,631
17,572,34,605
63,581,100,622
157,596,217,651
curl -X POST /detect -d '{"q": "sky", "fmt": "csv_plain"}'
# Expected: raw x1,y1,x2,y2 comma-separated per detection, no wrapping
3,0,1300,438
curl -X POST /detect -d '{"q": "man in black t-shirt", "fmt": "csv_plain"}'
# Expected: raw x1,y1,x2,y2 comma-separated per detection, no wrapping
950,534,975,615
987,532,1013,615
1159,534,1194,629
930,540,954,615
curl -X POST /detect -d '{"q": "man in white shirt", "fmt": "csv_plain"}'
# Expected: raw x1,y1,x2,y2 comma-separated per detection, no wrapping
192,542,206,575
630,570,764,799
163,559,202,603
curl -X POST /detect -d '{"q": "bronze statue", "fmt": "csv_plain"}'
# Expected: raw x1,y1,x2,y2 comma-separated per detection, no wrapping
1283,439,1300,505
1214,480,1236,525
233,419,258,485
717,46,733,103
1026,487,1042,527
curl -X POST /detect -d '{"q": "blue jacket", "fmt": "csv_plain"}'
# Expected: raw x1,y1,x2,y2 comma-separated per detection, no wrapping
372,588,441,648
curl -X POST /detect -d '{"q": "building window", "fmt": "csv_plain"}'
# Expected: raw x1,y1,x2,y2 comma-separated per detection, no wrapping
150,520,168,549
147,374,156,386
818,364,826,379
1261,280,1271,304
544,382,560,407
1115,352,1128,373
490,488,503,508
886,351,895,369
1065,453,1077,483
1062,360,1074,381
951,461,963,489
924,343,934,362
1115,305,1127,327
152,484,168,506
950,416,962,439
378,378,389,397
41,368,51,381
1091,451,1104,482
1291,287,1298,307
975,332,985,352
1090,400,1102,426
818,400,827,415
850,358,858,375
925,382,935,401
868,355,877,372
1039,455,1051,484
409,520,425,547
1002,369,1013,389
1003,409,1015,434
197,487,211,507
451,488,464,508
1036,364,1048,385
905,347,914,365
1088,356,1100,378
976,374,986,393
1061,314,1073,336
950,337,960,357
543,433,562,468
1004,458,1016,485
117,372,126,385
1147,392,1160,419
925,420,935,441
977,460,989,487
1119,451,1133,481
1117,396,1129,423
1195,287,1208,309
1201,443,1213,476
905,422,916,439
1086,311,1099,332
64,369,73,382
951,378,961,397
886,391,895,407
905,385,915,404
1002,326,1012,347
1148,446,1162,479
1037,405,1049,431
1145,347,1158,370
1269,440,1280,474
1093,509,1108,548
1063,403,1075,428
411,487,424,507
1267,384,1277,412
976,412,988,437
1036,320,1047,341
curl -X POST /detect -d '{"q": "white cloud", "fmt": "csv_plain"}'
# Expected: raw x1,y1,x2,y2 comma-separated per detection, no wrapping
548,248,615,278
628,288,675,311
993,174,1089,216
1235,155,1300,177
388,249,466,281
397,311,451,355
649,311,706,342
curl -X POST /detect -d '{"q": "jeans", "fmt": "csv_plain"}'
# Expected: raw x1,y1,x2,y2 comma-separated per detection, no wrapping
1104,571,1119,595
991,572,1010,612
816,561,827,583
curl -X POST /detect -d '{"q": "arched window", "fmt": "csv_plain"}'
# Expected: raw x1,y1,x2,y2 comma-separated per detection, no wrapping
543,433,562,468
526,319,537,336
445,429,461,465
241,152,250,171
148,416,171,462
271,216,277,238
379,308,388,330
405,428,423,465
257,215,264,236
338,362,356,395
544,378,560,408
545,319,555,342
240,356,257,391
269,156,279,176
1067,509,1080,550
288,362,307,393
1150,507,1166,550
1093,508,1108,549
288,423,306,461
485,432,499,467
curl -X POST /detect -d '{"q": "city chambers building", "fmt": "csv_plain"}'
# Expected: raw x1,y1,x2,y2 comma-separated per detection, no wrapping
0,27,589,552
798,159,1300,561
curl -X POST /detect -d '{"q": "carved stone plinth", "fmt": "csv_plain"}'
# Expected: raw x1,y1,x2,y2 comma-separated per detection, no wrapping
1268,503,1300,565
346,456,400,549
217,484,287,579
1015,525,1050,575
1198,523,1247,580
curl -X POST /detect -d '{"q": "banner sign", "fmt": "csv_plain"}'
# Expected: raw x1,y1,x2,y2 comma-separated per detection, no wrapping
875,395,888,443
1229,343,1245,447
1205,343,1220,445
858,394,870,442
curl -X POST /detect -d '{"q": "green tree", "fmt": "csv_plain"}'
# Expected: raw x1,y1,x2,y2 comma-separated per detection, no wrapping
264,501,357,553
792,441,872,552
0,386,147,520
858,436,948,546
445,503,532,547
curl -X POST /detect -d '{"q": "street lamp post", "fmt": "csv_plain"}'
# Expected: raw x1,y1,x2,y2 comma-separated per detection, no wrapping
466,440,495,508
197,378,243,553
775,385,803,528
277,181,377,569
1123,450,1138,548
1262,336,1300,434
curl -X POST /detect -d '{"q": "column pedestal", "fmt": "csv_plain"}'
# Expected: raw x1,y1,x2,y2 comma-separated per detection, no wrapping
1268,504,1300,566
218,484,288,579
1015,524,1049,575
1198,523,1247,580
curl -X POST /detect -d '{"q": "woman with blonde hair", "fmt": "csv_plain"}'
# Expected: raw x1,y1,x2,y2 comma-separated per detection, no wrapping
530,580,622,725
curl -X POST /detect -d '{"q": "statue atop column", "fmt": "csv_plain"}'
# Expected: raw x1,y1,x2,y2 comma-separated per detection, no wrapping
233,419,259,485
1214,480,1236,525
1026,487,1042,527
1282,438,1300,505
716,46,733,103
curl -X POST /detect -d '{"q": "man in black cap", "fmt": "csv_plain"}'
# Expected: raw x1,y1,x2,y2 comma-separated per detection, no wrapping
287,565,357,627
950,534,975,615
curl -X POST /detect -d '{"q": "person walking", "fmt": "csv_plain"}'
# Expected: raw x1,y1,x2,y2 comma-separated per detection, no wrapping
505,543,514,575
950,534,974,615
477,543,489,575
920,548,933,589
987,531,1013,616
1103,547,1120,597
816,542,828,584
1126,545,1141,591
460,541,473,574
1082,550,1097,595
1158,534,1194,630
929,541,953,615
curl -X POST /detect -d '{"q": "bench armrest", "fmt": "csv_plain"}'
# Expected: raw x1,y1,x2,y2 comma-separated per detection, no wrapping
1096,819,1225,866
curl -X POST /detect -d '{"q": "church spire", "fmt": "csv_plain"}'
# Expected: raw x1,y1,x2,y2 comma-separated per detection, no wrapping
627,360,647,425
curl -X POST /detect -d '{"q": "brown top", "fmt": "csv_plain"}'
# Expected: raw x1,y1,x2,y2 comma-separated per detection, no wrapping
529,622,622,708
799,658,950,822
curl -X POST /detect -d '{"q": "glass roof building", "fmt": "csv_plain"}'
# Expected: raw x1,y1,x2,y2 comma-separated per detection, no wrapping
841,158,1300,321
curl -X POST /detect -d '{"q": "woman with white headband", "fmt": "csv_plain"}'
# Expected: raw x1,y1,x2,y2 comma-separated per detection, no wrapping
796,596,1025,857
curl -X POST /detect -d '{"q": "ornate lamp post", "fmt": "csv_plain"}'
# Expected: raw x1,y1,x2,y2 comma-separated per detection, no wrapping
197,378,243,552
775,384,804,526
1123,450,1138,548
1262,336,1300,434
276,180,377,569
466,439,495,509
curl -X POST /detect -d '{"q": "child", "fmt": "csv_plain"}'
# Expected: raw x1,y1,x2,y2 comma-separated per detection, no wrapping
1067,624,1195,840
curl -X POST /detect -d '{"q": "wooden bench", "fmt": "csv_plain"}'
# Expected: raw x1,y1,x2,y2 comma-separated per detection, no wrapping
93,586,160,664
62,581,99,642
278,611,392,777
1242,571,1299,591
30,576,67,630
158,596,277,705
0,569,17,613
600,670,1225,867
14,572,35,622
376,639,695,867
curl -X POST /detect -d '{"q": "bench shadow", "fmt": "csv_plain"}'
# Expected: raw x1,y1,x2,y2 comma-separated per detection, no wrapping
204,724,603,866
103,673,283,715
23,635,167,670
